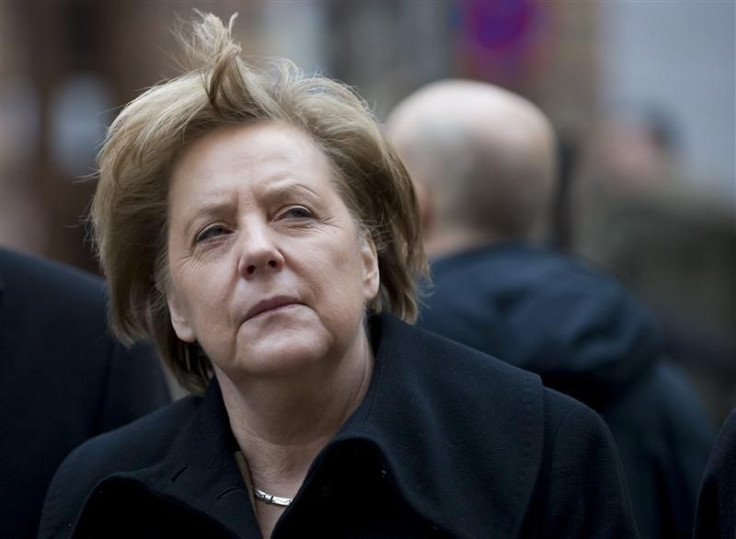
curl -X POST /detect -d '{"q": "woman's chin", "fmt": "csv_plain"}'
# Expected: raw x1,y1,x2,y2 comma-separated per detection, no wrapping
227,333,334,381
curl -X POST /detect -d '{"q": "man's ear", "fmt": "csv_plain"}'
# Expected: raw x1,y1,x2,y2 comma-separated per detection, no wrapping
360,232,380,302
167,291,197,343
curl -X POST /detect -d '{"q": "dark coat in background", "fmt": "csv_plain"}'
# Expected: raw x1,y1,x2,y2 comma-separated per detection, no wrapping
0,248,171,539
417,243,715,539
39,314,638,538
694,407,736,538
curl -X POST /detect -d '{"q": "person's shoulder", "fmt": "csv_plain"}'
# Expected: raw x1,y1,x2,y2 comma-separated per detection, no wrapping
0,248,105,307
525,386,640,536
78,395,195,457
387,314,539,383
539,385,606,435
694,407,736,538
428,242,630,306
0,247,103,288
403,317,610,440
39,396,199,537
379,313,622,441
378,316,640,535
503,244,623,292
50,397,198,488
718,408,736,440
536,385,626,486
706,407,736,474
379,314,546,416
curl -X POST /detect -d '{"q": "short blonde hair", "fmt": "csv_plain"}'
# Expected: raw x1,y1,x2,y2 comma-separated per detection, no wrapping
92,12,426,394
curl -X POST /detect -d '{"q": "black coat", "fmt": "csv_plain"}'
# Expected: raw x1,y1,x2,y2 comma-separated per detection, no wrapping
694,407,736,538
0,248,171,539
417,243,715,539
39,313,638,538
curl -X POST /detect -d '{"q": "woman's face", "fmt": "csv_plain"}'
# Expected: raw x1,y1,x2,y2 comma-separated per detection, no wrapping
166,122,380,382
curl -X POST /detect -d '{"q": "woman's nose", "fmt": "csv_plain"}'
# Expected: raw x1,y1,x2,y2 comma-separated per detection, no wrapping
237,223,284,278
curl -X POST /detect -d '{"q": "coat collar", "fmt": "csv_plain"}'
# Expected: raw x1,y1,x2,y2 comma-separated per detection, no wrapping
100,382,260,537
328,314,546,536
91,314,545,536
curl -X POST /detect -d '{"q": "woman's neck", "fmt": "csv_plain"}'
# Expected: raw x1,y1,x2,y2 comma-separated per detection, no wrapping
216,326,375,496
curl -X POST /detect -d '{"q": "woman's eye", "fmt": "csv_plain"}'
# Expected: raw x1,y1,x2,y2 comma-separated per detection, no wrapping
195,224,229,243
282,206,313,219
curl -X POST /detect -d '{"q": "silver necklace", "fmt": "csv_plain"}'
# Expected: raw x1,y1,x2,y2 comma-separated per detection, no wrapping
253,487,293,507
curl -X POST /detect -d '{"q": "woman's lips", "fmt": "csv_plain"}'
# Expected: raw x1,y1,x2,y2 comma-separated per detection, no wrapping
244,296,301,321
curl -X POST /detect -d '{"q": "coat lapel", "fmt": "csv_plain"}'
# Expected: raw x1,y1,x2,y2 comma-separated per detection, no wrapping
95,381,261,537
331,314,546,536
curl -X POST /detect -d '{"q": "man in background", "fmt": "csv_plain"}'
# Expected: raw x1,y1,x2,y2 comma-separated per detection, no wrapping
0,248,171,538
387,80,714,539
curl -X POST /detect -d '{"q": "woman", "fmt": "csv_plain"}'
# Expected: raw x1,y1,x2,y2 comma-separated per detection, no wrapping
39,13,638,539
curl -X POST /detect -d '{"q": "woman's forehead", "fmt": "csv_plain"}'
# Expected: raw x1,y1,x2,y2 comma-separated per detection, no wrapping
167,123,351,216
178,122,325,165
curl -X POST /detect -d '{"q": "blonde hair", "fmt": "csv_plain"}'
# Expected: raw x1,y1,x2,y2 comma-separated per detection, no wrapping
92,12,426,394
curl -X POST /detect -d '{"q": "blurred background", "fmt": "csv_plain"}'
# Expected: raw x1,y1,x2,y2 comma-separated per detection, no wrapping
0,0,733,422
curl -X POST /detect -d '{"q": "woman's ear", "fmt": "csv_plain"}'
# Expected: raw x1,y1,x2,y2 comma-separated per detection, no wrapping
360,232,380,302
167,290,197,343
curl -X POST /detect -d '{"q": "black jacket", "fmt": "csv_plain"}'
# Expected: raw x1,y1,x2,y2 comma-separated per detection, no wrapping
0,248,171,539
694,407,736,538
417,243,714,539
39,313,637,538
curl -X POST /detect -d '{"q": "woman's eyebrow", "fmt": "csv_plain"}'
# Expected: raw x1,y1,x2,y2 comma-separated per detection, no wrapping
182,198,234,237
262,179,320,200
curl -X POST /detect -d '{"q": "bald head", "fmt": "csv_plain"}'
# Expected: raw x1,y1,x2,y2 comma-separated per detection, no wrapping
387,80,557,253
